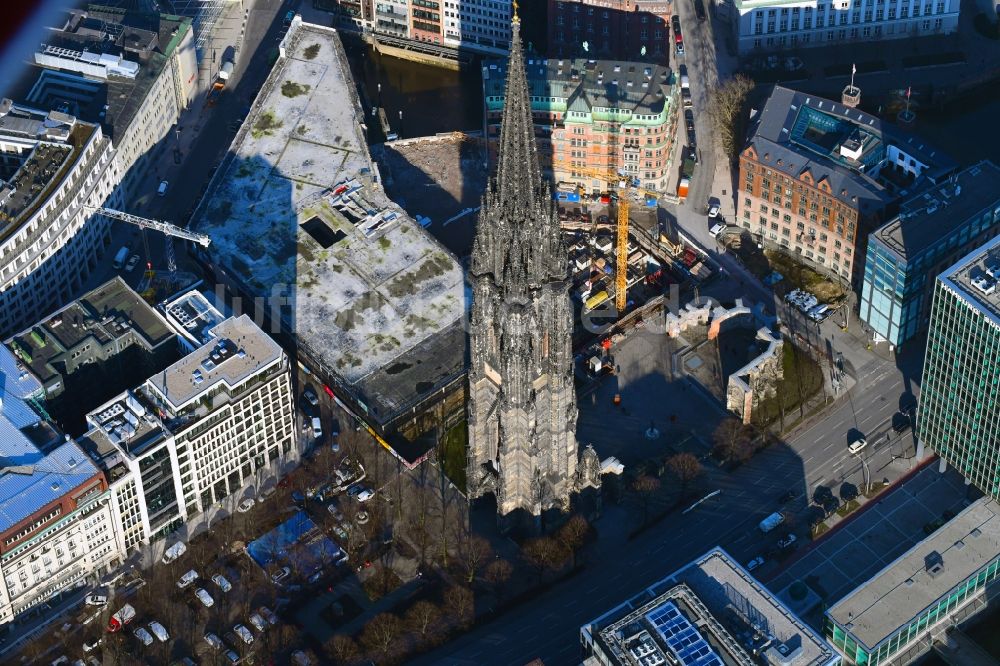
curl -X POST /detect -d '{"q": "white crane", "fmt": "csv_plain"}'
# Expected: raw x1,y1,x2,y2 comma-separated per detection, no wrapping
85,206,211,247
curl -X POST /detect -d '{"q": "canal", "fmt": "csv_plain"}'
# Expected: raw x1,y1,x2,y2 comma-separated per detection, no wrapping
341,38,486,143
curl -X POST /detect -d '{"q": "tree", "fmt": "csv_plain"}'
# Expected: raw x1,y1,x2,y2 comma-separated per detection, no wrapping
707,73,755,161
326,633,362,665
443,584,475,628
666,453,703,498
456,532,494,585
712,419,755,464
633,475,661,525
404,600,442,640
556,514,590,568
484,557,514,601
521,536,568,583
359,613,402,659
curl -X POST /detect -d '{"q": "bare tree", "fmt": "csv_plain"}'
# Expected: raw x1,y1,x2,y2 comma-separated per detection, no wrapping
359,612,403,659
521,536,568,583
707,73,755,161
556,514,590,568
443,584,475,628
712,419,755,464
326,633,362,665
633,475,661,525
404,600,442,640
455,532,494,585
484,557,514,601
666,453,704,498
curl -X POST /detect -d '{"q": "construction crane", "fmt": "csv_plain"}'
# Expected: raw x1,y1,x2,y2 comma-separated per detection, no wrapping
565,167,661,314
85,206,211,248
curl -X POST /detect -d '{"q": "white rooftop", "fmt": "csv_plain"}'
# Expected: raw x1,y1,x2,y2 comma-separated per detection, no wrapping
192,21,464,420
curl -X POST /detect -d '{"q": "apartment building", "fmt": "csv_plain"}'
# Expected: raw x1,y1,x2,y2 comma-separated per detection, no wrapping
0,345,125,625
0,102,120,340
78,313,296,547
728,0,960,54
918,234,1000,501
484,57,678,193
442,0,512,52
22,6,198,198
548,0,672,63
861,161,1000,348
737,86,954,283
5,277,177,397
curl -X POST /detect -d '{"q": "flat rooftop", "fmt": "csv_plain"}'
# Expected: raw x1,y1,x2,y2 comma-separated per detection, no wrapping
584,547,838,666
873,161,1000,261
144,314,283,413
4,7,193,144
160,286,227,350
938,224,1000,326
84,389,167,459
827,497,1000,650
192,22,465,424
6,277,175,386
0,103,94,239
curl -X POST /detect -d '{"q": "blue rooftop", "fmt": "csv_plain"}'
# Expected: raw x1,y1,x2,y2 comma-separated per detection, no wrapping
0,345,43,430
0,440,99,534
246,511,344,574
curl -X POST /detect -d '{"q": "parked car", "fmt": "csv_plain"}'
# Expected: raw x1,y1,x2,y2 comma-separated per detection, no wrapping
331,418,341,436
346,484,364,498
302,388,319,406
311,416,322,438
223,650,241,664
777,533,798,549
85,594,108,607
709,222,726,238
291,490,306,505
258,606,279,626
157,180,169,196
82,637,102,653
746,556,765,571
234,624,254,644
195,588,214,608
259,486,276,501
134,627,154,646
212,573,232,593
177,569,198,589
125,254,140,273
237,498,256,513
327,503,344,520
148,621,169,642
356,488,375,502
204,633,224,651
271,567,291,584
777,489,797,504
249,613,267,632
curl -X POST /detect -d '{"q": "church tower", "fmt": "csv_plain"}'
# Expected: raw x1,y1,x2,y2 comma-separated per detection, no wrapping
466,15,584,524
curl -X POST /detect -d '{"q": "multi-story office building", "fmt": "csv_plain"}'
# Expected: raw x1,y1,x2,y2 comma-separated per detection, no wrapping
827,497,1000,666
727,0,960,54
548,0,672,63
860,161,1000,348
442,0,511,52
484,57,678,193
78,313,296,546
0,102,120,340
738,85,955,283
918,234,1000,499
21,6,198,198
5,277,177,397
0,345,125,625
581,547,838,665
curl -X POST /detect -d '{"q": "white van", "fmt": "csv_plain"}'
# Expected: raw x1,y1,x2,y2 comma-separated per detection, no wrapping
177,569,198,589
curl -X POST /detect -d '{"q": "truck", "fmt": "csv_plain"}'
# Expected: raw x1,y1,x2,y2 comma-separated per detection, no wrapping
677,157,696,200
107,604,135,632
758,512,785,533
161,541,186,564
112,246,129,270
217,61,234,82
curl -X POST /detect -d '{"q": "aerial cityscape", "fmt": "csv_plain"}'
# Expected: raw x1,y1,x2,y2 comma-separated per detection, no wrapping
0,0,999,664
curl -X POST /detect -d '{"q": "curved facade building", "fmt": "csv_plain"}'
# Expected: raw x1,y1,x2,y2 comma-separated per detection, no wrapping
0,101,120,339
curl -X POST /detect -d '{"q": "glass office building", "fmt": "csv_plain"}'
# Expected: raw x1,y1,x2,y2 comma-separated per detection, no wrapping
826,498,1000,666
919,233,1000,497
860,161,1000,348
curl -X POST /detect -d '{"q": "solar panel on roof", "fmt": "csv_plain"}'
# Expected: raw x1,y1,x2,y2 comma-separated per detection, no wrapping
645,602,724,666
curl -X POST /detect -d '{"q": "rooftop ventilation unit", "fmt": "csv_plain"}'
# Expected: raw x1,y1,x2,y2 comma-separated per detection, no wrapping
925,551,945,578
972,275,996,296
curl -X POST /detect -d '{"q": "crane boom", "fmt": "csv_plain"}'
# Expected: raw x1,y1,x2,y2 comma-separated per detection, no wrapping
86,206,211,247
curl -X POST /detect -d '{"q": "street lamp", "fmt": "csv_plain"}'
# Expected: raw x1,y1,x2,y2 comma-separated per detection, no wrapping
855,452,871,494
398,109,403,139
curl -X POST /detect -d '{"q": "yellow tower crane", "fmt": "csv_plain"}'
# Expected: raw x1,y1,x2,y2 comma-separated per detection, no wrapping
565,167,660,314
